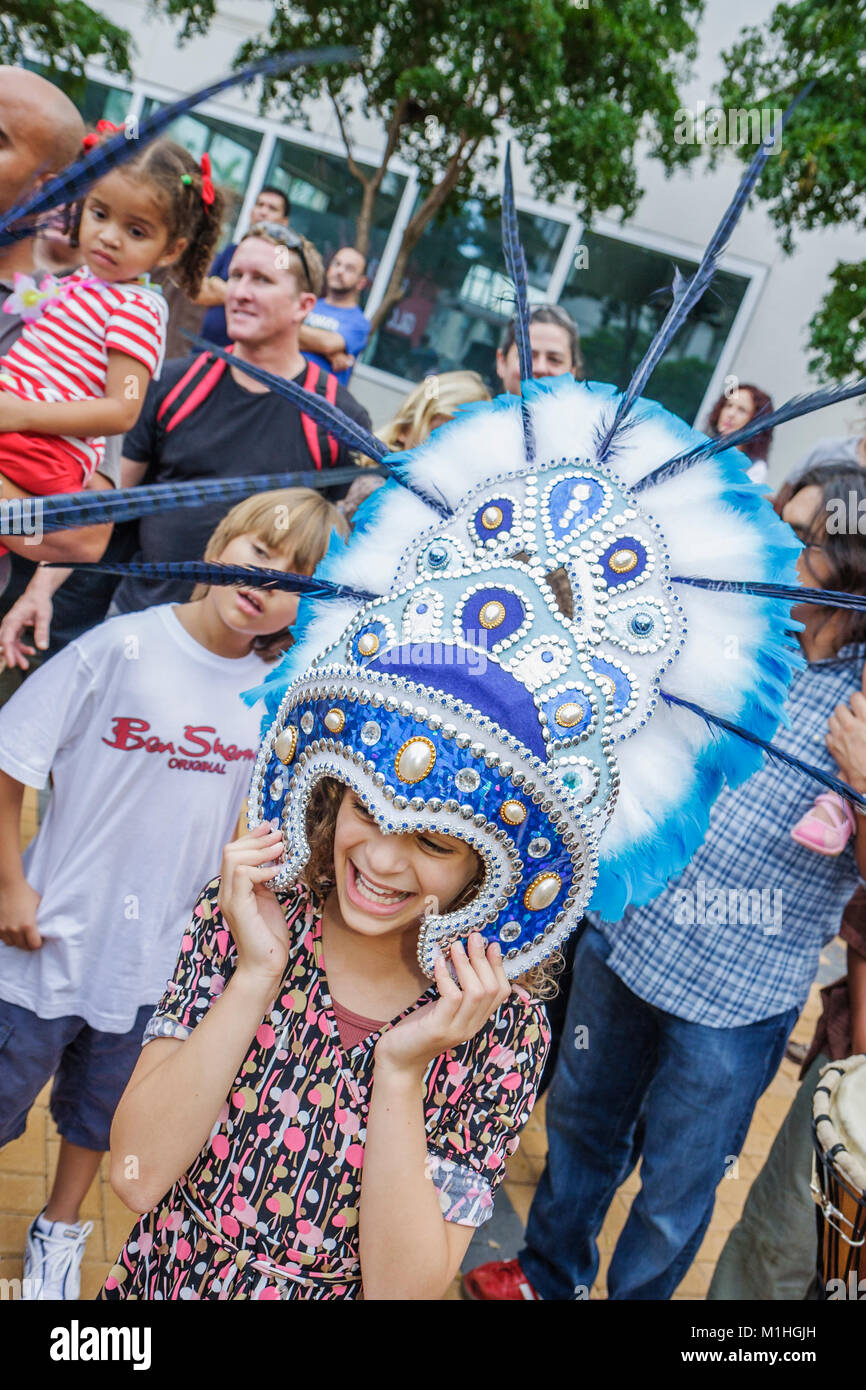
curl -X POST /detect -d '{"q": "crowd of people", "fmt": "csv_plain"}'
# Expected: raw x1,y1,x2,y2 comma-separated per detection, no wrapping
0,63,863,1305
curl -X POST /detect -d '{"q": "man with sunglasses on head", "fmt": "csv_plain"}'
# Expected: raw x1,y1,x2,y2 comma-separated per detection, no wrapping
495,304,584,394
109,223,371,615
196,185,292,349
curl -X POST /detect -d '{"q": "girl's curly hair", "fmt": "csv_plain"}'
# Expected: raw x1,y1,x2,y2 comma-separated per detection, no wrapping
301,777,563,999
71,137,226,296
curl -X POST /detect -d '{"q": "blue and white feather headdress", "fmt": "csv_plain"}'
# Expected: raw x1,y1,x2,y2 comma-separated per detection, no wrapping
235,120,866,979
20,86,866,979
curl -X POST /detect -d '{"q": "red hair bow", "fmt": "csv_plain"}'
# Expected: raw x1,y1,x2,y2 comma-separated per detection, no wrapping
81,118,124,152
199,153,215,208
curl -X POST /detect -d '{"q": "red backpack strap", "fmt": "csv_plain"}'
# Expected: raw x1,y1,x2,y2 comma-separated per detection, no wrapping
300,361,342,470
156,353,210,424
156,349,232,435
300,361,323,469
324,370,339,466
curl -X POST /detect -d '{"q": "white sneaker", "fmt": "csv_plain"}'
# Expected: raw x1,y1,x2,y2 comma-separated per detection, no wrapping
23,1210,94,1299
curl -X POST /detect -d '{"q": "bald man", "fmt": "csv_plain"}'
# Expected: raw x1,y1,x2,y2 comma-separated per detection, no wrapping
0,69,113,596
0,67,84,285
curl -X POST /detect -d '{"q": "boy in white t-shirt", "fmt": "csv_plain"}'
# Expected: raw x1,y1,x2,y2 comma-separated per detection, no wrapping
0,487,347,1299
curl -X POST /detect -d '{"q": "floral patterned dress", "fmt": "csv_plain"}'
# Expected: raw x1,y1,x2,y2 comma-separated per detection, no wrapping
101,879,550,1300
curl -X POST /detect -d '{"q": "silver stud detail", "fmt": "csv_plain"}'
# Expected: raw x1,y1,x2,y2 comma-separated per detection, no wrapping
455,768,480,793
528,837,551,858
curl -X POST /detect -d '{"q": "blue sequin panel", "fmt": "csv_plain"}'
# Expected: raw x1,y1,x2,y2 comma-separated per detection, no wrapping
591,657,634,716
456,586,528,647
471,496,515,543
349,618,393,664
538,687,596,742
545,474,607,547
598,536,648,588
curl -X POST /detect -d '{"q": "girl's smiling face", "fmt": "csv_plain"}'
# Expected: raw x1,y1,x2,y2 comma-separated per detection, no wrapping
331,790,480,939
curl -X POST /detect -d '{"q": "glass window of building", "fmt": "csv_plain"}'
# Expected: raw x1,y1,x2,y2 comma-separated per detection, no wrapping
25,67,132,127
365,198,567,386
557,230,750,423
77,78,132,127
263,140,407,302
141,100,263,247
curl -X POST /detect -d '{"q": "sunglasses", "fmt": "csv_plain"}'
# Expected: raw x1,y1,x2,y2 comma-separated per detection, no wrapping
248,222,314,291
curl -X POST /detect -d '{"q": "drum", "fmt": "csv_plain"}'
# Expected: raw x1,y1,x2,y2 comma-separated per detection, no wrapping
811,1054,866,1297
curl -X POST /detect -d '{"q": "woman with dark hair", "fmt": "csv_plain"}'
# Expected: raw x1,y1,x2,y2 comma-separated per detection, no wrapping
704,383,774,484
785,465,866,853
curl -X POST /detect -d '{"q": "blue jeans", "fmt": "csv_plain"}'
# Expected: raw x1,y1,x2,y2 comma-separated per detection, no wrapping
520,925,798,1300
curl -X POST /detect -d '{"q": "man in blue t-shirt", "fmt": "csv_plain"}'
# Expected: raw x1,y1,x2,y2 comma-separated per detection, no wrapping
197,186,291,347
299,247,371,386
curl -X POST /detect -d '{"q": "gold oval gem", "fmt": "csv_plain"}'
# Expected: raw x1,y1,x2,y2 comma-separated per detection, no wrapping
609,548,638,574
395,736,437,784
481,505,503,530
523,871,563,912
324,708,345,734
479,600,506,630
500,799,527,826
274,726,298,764
357,632,379,656
555,702,585,729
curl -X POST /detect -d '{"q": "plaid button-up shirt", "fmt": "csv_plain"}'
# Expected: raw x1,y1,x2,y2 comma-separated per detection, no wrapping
593,644,866,1028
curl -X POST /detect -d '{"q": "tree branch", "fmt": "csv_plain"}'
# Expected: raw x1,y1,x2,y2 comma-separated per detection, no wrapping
327,80,368,189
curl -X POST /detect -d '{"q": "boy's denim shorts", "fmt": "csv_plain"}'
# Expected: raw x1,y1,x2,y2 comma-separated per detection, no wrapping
0,998,156,1151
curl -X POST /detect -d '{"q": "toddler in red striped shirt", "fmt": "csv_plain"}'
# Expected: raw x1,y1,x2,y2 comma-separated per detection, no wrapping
0,137,225,523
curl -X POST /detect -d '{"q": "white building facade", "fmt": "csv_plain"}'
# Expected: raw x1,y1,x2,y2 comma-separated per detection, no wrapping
77,0,864,480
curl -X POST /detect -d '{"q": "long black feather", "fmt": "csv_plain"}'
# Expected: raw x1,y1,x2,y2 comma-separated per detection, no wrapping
501,144,535,465
598,84,813,459
32,467,377,533
673,576,866,612
0,48,356,245
634,377,866,492
186,337,452,519
45,559,376,602
187,336,389,462
661,690,866,812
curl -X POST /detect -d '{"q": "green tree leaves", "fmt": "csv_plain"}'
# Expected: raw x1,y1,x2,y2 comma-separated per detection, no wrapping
155,0,705,327
0,1,132,96
718,0,866,380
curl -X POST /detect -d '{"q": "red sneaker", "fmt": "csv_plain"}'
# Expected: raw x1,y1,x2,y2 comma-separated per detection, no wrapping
462,1258,542,1300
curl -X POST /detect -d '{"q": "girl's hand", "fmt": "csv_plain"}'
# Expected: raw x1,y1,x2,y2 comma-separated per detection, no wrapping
217,824,290,989
374,932,510,1079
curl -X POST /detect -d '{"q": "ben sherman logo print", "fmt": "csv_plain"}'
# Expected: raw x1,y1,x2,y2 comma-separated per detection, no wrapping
102,717,256,775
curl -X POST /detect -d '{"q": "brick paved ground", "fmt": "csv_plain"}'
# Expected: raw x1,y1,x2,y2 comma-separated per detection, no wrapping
0,789,826,1300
